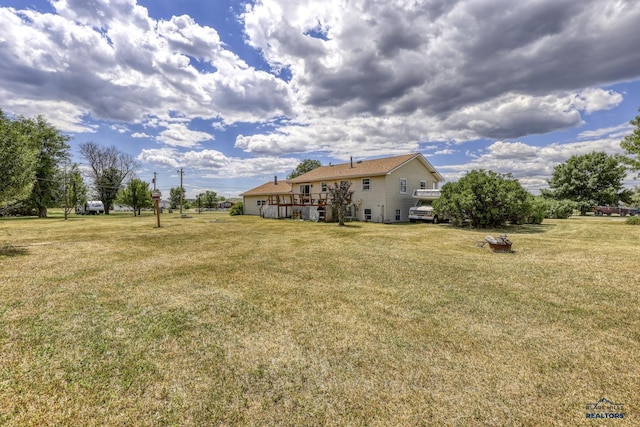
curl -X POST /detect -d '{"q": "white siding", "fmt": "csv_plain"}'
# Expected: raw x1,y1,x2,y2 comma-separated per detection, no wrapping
384,157,441,222
243,196,267,216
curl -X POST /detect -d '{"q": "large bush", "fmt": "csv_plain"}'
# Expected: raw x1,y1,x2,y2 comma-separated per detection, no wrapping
433,170,531,228
527,196,548,224
229,202,243,216
545,199,576,219
625,216,640,225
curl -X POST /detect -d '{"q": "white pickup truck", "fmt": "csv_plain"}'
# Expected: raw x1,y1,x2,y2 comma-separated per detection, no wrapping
408,189,446,223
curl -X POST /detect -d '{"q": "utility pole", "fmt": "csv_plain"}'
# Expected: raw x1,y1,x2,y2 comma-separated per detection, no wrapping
152,172,158,215
63,159,68,220
177,168,184,215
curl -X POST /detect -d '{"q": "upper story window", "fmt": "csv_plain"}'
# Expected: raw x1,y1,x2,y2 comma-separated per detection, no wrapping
400,178,407,194
321,182,328,192
420,180,427,189
362,178,370,191
299,184,310,195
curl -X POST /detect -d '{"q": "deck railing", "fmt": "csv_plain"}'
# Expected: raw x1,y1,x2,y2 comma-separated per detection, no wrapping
266,193,330,206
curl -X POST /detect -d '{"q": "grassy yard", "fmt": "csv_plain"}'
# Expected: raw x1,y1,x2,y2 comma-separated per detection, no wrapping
1,211,638,426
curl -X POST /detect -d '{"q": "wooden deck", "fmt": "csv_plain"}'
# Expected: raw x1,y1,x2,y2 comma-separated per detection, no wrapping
262,193,330,220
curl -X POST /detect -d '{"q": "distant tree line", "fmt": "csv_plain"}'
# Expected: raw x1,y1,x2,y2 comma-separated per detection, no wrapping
1,109,147,217
4,107,640,224
1,109,73,217
433,109,640,228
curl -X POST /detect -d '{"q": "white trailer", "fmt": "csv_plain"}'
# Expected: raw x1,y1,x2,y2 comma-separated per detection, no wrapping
408,189,446,223
76,201,105,215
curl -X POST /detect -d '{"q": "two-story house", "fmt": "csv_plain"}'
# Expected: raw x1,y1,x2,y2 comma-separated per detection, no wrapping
241,153,444,223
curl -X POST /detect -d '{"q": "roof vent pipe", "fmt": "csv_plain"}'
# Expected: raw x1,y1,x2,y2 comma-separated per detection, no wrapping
274,176,278,185
350,156,353,168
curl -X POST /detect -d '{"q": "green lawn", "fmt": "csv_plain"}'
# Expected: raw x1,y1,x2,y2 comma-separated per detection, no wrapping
1,211,638,426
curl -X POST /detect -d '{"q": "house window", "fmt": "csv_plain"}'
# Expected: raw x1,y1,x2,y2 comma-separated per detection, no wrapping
299,184,310,196
321,182,327,192
400,178,407,194
362,178,370,191
420,180,427,189
257,200,266,206
395,209,401,221
364,208,372,221
345,204,353,218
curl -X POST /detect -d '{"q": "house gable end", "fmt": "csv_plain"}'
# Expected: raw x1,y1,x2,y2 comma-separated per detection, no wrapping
387,154,444,182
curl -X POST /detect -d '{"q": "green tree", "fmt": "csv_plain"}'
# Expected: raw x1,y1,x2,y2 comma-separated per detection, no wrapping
433,170,531,228
0,110,37,205
63,164,88,217
24,115,71,217
202,190,217,209
543,151,628,215
169,186,185,210
328,180,354,226
621,109,640,176
287,159,322,179
630,186,640,207
80,142,138,214
117,179,152,216
96,167,124,213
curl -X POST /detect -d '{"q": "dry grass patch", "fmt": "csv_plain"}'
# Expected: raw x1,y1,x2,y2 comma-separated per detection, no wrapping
1,211,638,425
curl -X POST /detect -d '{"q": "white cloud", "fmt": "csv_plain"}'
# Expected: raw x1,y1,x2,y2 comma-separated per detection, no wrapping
434,148,456,156
0,2,294,133
234,114,428,159
488,141,539,160
137,147,181,168
131,132,151,138
578,123,632,140
111,124,130,133
240,0,640,149
2,0,640,189
155,123,214,148
572,88,623,114
0,84,96,133
138,148,300,178
438,125,634,192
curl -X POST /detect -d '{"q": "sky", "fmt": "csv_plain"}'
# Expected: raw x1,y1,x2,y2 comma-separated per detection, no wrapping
2,0,640,199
